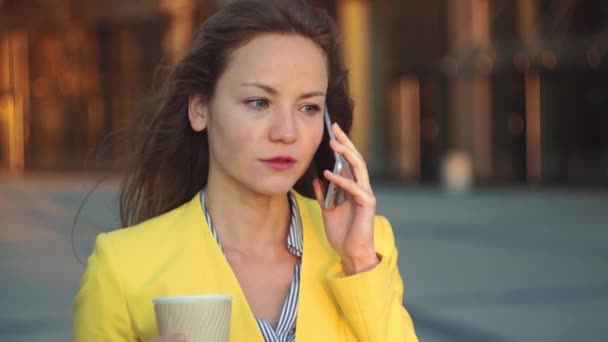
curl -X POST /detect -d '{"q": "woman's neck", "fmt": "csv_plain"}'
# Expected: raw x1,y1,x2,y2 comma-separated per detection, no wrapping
204,179,291,256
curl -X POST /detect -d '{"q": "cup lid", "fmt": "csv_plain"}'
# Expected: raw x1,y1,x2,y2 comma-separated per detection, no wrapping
153,294,232,304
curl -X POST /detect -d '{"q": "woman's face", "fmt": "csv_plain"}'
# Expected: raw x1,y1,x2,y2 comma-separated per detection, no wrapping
191,33,327,196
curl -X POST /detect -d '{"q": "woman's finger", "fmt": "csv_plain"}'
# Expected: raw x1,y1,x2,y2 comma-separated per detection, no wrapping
329,139,371,190
332,123,362,159
323,170,376,208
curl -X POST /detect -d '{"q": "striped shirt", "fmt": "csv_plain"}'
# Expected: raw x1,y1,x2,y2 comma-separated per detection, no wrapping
200,191,303,342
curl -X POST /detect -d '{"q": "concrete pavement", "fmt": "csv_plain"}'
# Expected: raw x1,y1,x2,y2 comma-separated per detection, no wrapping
1,174,607,341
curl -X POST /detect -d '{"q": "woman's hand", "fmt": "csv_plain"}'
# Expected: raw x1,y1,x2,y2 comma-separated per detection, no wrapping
312,123,380,276
151,334,186,342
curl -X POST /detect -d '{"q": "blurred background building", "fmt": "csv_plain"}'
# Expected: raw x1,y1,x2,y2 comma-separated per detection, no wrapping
1,0,607,187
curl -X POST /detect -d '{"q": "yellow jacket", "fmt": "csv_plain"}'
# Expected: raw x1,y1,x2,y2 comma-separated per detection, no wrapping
73,191,418,341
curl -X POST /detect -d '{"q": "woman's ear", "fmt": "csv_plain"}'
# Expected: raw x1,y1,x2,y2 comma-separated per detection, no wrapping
188,95,208,132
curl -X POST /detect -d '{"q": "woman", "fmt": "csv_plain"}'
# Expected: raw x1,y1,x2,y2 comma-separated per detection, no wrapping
73,0,418,341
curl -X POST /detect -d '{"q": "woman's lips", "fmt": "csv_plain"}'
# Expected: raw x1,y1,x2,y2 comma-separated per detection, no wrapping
260,156,296,170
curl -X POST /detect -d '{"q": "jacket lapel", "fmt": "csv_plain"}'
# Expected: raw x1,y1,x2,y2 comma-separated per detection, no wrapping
181,191,345,341
294,192,345,341
182,193,264,342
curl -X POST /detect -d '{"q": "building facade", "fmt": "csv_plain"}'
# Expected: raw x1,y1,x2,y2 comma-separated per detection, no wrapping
1,0,607,186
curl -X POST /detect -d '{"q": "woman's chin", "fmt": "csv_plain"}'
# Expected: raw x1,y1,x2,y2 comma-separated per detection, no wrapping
251,180,297,196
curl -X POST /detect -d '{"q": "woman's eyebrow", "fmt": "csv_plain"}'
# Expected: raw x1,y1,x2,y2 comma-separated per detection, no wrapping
240,82,325,99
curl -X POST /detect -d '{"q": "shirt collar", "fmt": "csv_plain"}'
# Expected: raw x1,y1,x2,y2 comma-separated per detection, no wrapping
200,190,303,257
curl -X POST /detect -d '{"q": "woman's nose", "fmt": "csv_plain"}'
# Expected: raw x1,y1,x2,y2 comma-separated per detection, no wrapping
269,110,297,143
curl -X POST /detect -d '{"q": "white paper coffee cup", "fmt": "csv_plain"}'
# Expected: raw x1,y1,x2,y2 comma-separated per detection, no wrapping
153,294,232,342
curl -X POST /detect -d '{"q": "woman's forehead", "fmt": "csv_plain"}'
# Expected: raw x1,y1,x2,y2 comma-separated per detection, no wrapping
219,34,328,91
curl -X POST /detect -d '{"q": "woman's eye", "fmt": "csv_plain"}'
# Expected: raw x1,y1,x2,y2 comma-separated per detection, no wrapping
301,104,321,115
247,99,269,110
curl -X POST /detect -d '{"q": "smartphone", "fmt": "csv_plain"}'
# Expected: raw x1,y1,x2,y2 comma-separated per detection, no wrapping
323,106,353,209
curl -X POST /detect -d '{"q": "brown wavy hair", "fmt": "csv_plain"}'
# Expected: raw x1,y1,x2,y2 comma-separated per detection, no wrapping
119,0,353,227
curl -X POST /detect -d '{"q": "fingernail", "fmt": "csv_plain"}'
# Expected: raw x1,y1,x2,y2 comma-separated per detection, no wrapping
173,334,186,342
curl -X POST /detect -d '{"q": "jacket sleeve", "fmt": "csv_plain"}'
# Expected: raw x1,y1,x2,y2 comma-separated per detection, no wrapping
73,233,134,341
326,216,418,342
